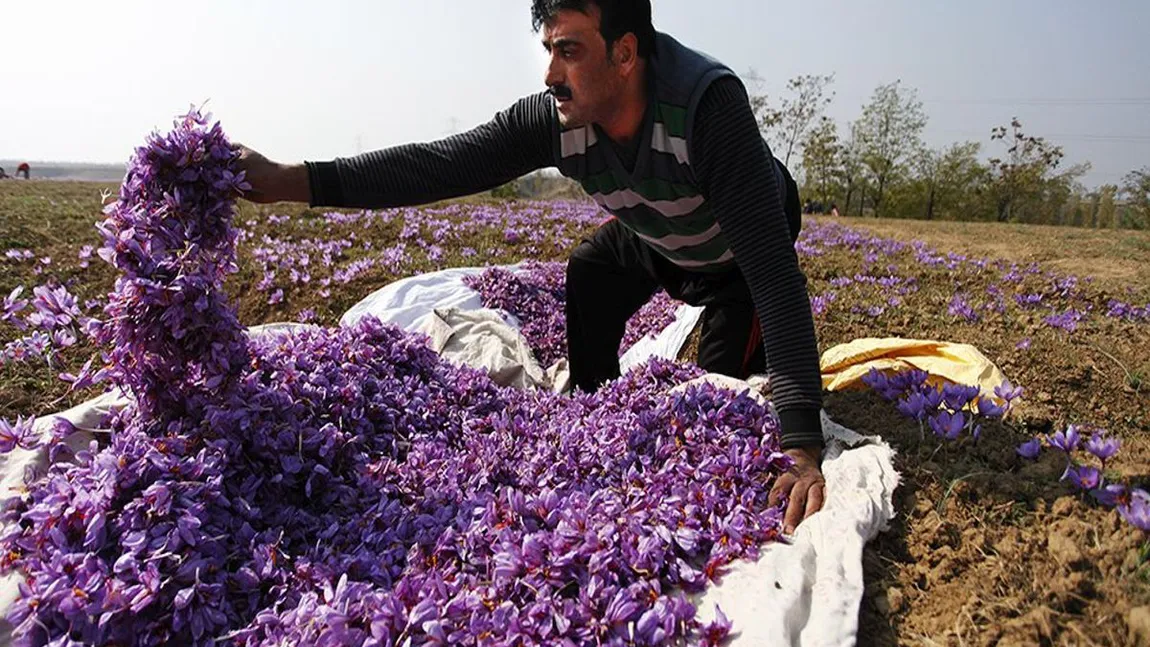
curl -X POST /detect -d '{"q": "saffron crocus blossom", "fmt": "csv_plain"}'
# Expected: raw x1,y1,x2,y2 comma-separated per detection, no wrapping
0,416,38,453
1084,432,1120,464
1049,425,1081,454
700,605,733,647
994,379,1024,403
942,383,980,412
2,286,29,328
976,397,1006,419
1091,483,1128,508
929,410,965,440
1016,438,1042,460
26,284,82,330
1118,489,1150,532
920,384,945,411
58,357,110,392
861,367,891,393
896,392,928,420
1065,464,1102,491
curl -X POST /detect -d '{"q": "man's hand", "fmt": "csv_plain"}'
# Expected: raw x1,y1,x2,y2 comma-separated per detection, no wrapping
232,144,310,204
768,445,826,535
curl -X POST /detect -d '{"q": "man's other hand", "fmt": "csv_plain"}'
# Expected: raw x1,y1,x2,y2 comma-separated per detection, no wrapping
768,445,826,535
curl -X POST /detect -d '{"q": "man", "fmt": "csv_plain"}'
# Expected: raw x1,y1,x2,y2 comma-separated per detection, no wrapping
236,0,827,533
16,162,29,180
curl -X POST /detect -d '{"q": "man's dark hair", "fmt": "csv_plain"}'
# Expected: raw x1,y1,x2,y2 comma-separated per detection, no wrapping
531,0,656,59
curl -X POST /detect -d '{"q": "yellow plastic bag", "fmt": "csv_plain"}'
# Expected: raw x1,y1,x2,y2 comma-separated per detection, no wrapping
820,337,1010,403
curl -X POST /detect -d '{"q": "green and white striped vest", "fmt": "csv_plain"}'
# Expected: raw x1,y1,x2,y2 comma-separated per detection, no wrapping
554,32,739,272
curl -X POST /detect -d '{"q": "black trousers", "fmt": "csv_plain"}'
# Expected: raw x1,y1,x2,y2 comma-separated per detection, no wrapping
566,217,766,392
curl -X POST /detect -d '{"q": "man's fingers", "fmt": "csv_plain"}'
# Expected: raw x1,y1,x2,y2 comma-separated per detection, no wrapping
783,483,807,535
768,473,796,508
804,481,825,520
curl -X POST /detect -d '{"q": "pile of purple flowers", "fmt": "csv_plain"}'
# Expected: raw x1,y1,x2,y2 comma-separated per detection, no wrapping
861,368,1020,443
90,108,252,420
0,111,789,646
1017,427,1149,533
464,263,682,367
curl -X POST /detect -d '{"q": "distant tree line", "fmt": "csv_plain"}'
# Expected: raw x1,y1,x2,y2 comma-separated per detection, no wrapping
749,74,1149,229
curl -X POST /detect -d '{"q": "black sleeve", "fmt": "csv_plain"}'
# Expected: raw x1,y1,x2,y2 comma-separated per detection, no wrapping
691,76,825,451
305,92,557,208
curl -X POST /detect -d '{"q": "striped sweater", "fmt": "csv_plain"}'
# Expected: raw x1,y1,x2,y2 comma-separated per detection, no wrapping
305,77,825,450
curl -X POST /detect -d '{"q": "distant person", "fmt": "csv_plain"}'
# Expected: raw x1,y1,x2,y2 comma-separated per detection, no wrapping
830,203,840,217
16,162,30,179
0,167,7,179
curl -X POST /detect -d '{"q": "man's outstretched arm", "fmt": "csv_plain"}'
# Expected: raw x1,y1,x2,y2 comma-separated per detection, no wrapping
239,92,557,208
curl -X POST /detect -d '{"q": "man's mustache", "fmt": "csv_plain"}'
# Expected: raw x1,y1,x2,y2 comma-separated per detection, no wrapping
549,85,573,100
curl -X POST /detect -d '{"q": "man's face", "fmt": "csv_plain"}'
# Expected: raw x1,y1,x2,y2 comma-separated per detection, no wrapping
541,7,626,128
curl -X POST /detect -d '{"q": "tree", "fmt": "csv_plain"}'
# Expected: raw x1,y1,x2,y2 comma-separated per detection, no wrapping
856,81,927,217
1121,167,1150,229
839,122,866,216
1097,185,1118,229
987,118,1064,223
912,147,941,220
743,71,835,167
742,69,780,137
767,74,836,167
934,142,987,220
799,116,840,207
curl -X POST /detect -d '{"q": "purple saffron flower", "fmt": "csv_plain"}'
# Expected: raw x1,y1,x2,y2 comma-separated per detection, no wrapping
942,383,980,412
1043,309,1084,333
1118,489,1150,532
26,284,81,330
58,357,109,391
994,379,1024,403
1084,432,1120,464
1016,337,1031,350
929,410,965,440
1065,464,1102,491
861,367,890,392
2,286,29,327
700,605,733,647
1091,483,1128,508
1016,438,1042,460
0,416,38,453
976,397,1006,419
1049,425,1081,454
919,384,945,411
947,293,980,322
51,329,77,349
809,292,836,316
896,392,928,420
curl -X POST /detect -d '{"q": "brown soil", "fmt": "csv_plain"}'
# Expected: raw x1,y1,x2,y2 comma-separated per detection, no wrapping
808,216,1150,645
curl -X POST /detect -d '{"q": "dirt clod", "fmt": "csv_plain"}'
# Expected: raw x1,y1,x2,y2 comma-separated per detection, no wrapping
1130,605,1150,647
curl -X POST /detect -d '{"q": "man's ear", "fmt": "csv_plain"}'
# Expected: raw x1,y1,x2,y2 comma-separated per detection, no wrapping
611,32,639,73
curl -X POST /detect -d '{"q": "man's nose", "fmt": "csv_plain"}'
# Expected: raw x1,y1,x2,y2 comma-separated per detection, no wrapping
544,56,563,88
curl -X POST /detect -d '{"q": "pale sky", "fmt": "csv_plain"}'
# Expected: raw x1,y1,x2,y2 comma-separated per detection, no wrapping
2,0,1148,188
